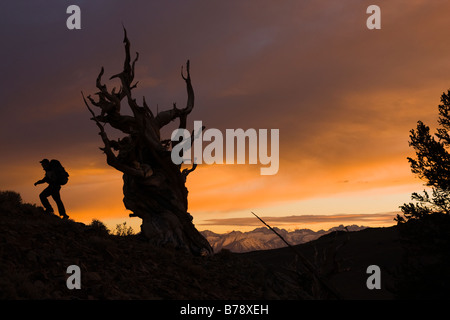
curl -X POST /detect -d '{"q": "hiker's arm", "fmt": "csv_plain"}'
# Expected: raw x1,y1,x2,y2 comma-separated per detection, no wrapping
34,177,48,186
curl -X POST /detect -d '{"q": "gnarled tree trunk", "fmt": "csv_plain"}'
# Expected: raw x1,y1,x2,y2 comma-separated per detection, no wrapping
83,29,212,255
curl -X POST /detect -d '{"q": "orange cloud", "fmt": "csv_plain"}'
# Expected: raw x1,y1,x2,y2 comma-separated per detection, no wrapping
200,212,398,228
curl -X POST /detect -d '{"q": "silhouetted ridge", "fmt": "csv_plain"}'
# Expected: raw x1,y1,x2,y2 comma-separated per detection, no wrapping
0,191,302,299
3,190,448,299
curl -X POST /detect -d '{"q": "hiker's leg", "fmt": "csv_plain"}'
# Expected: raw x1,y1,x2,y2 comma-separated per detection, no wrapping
39,186,54,213
51,185,67,217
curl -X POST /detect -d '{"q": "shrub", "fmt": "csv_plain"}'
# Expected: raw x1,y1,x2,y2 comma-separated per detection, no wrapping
113,222,134,236
0,191,23,211
88,219,110,236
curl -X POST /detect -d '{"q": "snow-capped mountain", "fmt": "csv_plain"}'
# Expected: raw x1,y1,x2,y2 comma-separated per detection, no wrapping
201,225,367,253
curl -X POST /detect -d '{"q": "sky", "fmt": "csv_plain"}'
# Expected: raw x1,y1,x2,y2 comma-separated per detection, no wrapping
1,0,450,233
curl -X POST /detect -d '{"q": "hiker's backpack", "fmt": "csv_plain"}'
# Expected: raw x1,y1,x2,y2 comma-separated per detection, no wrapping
49,159,69,185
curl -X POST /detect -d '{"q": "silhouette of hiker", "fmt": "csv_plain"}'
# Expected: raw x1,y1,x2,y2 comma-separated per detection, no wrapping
34,159,69,219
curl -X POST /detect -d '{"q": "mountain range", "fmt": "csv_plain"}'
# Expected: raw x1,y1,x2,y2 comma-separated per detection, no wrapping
201,225,367,253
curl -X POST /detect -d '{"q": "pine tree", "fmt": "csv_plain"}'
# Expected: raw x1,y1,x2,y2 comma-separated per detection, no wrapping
397,90,450,222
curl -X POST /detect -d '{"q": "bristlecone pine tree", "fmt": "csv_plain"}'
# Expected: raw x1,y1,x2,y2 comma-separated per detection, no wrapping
82,29,212,255
397,90,450,222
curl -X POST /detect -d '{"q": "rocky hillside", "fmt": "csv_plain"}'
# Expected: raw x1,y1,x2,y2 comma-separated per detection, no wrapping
202,225,367,253
0,191,304,299
2,190,449,300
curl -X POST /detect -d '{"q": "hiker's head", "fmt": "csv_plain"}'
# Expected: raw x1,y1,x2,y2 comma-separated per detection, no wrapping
40,159,50,170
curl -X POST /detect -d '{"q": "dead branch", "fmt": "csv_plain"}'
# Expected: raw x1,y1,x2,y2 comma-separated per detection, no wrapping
251,211,341,299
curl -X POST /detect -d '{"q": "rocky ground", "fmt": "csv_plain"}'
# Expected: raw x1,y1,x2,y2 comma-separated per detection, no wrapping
0,191,304,299
2,190,449,300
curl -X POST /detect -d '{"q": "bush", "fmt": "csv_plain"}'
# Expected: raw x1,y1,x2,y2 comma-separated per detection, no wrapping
0,191,42,216
0,191,23,211
113,222,134,236
88,219,110,236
